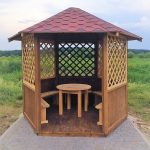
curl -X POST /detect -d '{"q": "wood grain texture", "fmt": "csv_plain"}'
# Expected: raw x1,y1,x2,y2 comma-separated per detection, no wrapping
34,36,41,132
24,85,36,128
56,84,91,91
40,106,103,136
102,34,109,135
108,85,127,128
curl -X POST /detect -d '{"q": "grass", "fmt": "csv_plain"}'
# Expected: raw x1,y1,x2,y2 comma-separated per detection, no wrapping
128,57,150,83
0,50,150,135
0,56,22,135
128,83,150,121
128,56,150,122
0,56,22,105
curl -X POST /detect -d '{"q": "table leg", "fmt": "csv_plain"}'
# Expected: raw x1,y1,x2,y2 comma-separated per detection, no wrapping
84,90,88,111
59,90,63,115
67,93,71,110
78,91,82,118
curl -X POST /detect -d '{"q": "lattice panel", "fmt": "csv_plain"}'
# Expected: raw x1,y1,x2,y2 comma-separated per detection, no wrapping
97,42,103,77
58,42,95,77
107,36,127,89
40,40,55,79
22,34,35,85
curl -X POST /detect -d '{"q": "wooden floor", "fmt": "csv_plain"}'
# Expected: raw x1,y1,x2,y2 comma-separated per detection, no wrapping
41,105,104,136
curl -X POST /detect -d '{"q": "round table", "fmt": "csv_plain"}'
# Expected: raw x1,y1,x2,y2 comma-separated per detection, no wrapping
56,84,91,117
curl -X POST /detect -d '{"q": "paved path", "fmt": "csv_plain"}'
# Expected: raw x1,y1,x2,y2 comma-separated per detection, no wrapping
0,116,150,150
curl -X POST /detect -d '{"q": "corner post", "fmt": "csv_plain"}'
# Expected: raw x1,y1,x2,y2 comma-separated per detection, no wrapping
102,34,109,135
34,35,41,133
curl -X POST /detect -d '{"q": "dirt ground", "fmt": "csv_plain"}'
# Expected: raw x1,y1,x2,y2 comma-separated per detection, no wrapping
0,105,22,135
128,113,150,143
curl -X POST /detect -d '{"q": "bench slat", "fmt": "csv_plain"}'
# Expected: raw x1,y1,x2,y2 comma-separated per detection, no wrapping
88,91,102,96
95,103,102,109
41,91,58,98
41,98,50,108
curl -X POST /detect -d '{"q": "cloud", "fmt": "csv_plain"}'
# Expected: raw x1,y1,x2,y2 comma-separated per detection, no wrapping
113,16,150,32
0,0,150,49
136,16,150,30
18,19,38,24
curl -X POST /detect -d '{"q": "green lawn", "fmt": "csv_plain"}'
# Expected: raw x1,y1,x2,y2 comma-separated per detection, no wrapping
0,51,150,135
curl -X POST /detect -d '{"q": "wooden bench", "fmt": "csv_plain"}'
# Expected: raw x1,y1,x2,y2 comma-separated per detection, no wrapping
41,98,50,124
95,103,103,125
88,90,102,106
41,91,59,105
41,91,59,98
88,91,102,96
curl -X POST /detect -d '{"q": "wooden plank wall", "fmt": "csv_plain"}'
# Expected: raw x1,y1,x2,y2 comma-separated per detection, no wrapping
22,34,40,133
107,85,127,133
23,85,37,130
103,34,128,135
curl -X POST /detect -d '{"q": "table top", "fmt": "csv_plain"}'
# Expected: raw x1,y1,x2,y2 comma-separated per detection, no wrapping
56,83,91,91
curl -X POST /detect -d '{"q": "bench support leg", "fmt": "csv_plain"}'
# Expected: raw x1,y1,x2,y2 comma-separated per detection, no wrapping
84,91,88,111
78,91,82,118
67,94,71,110
97,108,103,125
41,108,48,124
59,90,63,115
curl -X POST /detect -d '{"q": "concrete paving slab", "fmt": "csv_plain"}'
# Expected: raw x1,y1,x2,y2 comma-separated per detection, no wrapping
0,116,150,150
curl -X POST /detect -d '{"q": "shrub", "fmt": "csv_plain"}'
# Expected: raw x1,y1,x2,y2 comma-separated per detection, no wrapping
138,52,150,58
128,51,135,58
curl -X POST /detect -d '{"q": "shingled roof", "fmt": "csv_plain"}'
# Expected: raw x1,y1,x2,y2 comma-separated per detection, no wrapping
9,7,142,41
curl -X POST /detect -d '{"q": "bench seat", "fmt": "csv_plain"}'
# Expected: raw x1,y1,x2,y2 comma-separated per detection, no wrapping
95,103,103,125
41,91,58,98
41,98,50,124
88,90,102,96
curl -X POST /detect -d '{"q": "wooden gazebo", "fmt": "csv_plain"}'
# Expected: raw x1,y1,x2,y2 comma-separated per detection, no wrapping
9,7,142,136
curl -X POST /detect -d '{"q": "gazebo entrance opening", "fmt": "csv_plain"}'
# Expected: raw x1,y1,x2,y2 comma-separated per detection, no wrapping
40,34,102,93
39,34,103,135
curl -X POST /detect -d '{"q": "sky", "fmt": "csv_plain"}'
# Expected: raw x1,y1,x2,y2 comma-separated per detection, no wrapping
0,0,150,50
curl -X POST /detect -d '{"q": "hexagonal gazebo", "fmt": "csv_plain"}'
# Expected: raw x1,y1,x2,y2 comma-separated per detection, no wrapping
9,7,142,136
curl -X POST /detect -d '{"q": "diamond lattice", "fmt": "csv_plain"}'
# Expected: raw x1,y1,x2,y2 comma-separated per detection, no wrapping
58,42,95,77
40,40,55,79
97,42,103,77
107,36,127,89
22,34,35,85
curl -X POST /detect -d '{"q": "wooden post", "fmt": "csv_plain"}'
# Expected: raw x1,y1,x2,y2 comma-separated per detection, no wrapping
102,34,109,135
59,90,63,115
34,35,41,133
98,104,103,125
21,37,25,115
125,41,128,116
78,91,82,117
67,94,71,110
84,91,88,111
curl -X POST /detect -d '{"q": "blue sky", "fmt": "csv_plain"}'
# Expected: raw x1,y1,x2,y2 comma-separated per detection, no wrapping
0,0,150,50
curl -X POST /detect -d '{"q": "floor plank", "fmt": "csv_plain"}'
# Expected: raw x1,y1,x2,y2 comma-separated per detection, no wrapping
41,105,103,136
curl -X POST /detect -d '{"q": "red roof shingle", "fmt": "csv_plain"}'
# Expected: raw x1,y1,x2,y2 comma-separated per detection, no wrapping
9,7,142,41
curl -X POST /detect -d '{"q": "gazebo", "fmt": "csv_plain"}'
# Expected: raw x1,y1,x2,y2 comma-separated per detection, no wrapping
9,7,142,136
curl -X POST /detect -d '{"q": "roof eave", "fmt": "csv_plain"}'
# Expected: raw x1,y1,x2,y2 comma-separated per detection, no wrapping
8,31,142,42
119,32,142,42
8,33,22,42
